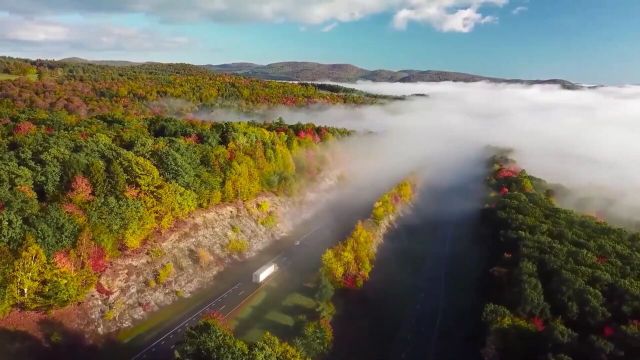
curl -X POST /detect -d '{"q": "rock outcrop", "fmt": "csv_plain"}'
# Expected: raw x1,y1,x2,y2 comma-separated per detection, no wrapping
76,173,339,335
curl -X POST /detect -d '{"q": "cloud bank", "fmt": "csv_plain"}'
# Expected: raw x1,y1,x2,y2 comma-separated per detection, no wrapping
0,14,190,55
0,0,507,33
269,82,640,226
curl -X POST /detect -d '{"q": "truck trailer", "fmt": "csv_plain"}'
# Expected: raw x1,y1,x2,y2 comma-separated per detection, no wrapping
252,263,277,283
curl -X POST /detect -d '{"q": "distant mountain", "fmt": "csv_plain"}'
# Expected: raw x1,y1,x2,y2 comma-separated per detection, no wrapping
57,58,581,89
205,62,369,82
205,62,581,89
209,62,261,73
59,57,142,67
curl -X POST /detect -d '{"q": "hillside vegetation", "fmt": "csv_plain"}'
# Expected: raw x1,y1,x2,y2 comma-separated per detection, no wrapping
0,56,380,121
482,154,640,360
0,56,360,316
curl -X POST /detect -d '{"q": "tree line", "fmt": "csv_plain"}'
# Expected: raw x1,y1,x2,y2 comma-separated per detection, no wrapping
321,179,415,289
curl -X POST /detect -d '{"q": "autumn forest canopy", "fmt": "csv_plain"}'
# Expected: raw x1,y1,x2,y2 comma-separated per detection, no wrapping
482,154,640,360
1,54,640,360
0,56,359,315
0,56,382,119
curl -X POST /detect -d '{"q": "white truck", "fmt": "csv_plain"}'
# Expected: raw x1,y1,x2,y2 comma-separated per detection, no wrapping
252,262,277,283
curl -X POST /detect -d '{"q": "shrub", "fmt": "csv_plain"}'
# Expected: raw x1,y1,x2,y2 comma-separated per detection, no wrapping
147,246,165,259
257,200,270,213
156,262,174,284
103,308,116,321
196,247,213,266
49,331,63,344
260,213,278,229
226,238,249,255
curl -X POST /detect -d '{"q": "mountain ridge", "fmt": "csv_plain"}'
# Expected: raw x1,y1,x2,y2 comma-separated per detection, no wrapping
205,61,582,89
58,57,581,89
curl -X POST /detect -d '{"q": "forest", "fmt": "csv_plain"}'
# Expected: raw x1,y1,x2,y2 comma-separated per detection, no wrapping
0,56,359,316
481,154,640,360
0,56,381,122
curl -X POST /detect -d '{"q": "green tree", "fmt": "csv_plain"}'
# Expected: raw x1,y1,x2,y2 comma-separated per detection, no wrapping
8,238,48,309
293,321,333,358
251,332,308,360
177,320,249,360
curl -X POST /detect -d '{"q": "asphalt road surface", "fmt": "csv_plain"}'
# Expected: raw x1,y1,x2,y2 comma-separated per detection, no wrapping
329,163,488,360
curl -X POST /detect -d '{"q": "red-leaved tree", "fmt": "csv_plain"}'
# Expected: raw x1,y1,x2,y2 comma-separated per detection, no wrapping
531,317,545,332
13,121,36,136
53,251,75,272
68,175,94,202
89,246,108,273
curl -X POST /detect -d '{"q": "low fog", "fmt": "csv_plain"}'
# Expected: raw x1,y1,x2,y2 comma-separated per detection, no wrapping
269,82,640,226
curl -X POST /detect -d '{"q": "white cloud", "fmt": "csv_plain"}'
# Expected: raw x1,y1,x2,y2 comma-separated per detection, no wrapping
321,22,338,32
4,19,70,42
512,6,527,14
0,0,510,33
393,1,505,32
0,15,191,52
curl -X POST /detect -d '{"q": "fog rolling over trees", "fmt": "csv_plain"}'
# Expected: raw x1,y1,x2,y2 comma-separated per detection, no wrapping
271,82,640,224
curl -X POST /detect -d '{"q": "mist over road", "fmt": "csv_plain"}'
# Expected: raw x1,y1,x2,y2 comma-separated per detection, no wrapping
330,157,488,360
271,81,640,224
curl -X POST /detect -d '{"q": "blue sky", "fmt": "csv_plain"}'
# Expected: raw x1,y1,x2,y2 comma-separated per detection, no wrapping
0,0,638,84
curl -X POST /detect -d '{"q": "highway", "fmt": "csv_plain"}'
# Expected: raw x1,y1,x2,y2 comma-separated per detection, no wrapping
390,167,488,360
121,180,395,360
129,228,319,360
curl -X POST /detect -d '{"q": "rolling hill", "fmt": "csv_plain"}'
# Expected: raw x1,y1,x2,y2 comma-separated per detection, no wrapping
58,58,581,89
205,61,582,89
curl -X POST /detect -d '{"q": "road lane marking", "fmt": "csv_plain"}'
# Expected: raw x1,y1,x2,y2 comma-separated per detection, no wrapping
131,283,241,360
133,227,317,359
298,226,321,243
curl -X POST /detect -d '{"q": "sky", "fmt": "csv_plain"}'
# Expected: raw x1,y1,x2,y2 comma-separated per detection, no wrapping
0,0,638,85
